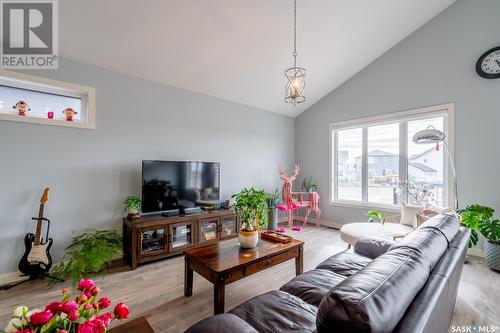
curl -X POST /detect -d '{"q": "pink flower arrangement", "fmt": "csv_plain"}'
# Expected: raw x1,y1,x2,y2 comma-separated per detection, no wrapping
3,279,130,333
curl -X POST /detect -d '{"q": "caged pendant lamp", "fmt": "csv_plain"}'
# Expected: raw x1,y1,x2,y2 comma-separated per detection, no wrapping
284,0,306,106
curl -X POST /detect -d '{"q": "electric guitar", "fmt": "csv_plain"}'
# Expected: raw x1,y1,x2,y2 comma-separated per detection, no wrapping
18,188,53,277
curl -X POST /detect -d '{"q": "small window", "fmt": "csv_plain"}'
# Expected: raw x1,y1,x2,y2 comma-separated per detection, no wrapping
0,70,95,129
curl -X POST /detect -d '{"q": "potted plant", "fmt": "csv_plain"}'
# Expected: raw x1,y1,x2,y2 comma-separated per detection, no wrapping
266,189,280,231
231,187,268,248
366,210,385,224
50,229,122,286
302,177,318,192
123,196,141,220
460,204,500,271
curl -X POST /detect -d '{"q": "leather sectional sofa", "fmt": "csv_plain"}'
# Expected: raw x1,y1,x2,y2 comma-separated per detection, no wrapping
185,214,470,333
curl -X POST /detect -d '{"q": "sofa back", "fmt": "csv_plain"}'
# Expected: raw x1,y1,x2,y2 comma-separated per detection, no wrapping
393,226,470,333
316,214,460,333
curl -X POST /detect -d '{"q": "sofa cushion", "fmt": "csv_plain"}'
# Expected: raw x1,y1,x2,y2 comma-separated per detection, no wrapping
316,247,431,333
230,290,318,333
354,237,395,259
184,313,258,333
316,249,372,276
417,213,460,243
400,203,420,227
280,269,346,306
389,214,460,268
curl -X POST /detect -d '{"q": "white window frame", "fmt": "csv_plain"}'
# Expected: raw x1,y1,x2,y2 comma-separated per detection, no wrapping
0,70,96,129
329,103,455,212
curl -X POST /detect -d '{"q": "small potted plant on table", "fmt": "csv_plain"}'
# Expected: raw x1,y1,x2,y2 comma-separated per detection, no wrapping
123,196,141,220
232,187,268,248
302,177,318,192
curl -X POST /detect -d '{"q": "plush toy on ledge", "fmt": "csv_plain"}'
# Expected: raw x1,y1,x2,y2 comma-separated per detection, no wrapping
63,108,78,121
13,100,30,116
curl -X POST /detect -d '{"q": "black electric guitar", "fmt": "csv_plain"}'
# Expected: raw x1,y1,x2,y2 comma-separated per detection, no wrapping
18,188,53,278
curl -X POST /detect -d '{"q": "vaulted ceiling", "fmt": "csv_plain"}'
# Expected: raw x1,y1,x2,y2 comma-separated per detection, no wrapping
59,0,455,117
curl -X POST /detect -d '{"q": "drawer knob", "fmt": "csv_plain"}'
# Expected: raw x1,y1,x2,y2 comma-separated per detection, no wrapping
266,260,272,267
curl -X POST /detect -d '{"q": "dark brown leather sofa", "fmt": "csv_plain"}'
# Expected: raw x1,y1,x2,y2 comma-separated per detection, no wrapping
185,214,470,333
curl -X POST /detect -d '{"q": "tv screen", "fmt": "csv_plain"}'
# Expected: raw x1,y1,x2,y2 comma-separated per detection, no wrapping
142,160,221,214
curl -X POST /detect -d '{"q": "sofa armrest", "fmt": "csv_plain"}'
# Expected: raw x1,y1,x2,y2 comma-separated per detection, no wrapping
185,313,258,333
354,237,395,259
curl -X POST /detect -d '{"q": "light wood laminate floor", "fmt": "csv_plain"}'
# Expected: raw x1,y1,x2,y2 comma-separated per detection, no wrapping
1,226,498,332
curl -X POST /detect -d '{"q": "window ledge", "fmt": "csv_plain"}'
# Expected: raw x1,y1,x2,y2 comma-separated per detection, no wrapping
329,200,402,213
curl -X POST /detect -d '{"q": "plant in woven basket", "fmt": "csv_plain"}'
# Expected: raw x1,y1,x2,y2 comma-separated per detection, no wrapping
50,230,122,287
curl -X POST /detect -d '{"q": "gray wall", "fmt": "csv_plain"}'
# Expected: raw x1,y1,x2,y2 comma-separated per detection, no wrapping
0,59,295,274
296,0,500,224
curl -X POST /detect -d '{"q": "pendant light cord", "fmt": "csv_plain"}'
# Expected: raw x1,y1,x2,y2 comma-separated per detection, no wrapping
293,0,297,68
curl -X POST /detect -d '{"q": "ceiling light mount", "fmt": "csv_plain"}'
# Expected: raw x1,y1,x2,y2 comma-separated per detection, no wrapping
284,0,306,106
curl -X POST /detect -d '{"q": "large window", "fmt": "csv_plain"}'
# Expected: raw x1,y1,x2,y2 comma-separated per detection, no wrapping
330,104,453,210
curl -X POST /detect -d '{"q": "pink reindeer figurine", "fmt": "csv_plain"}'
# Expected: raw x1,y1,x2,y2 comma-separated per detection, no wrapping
276,165,302,228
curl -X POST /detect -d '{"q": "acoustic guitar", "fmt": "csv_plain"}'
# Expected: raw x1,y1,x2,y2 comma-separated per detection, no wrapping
18,188,53,277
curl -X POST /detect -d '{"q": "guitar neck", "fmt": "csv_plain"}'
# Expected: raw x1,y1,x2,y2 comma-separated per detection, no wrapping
34,204,45,246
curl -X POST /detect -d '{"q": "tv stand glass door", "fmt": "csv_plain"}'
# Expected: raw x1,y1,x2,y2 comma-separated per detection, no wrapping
169,221,194,252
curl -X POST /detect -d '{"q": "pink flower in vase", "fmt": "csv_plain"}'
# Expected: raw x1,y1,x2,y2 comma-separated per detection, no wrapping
77,278,95,292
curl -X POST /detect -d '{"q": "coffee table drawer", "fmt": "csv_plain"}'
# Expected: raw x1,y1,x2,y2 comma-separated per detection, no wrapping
245,248,299,275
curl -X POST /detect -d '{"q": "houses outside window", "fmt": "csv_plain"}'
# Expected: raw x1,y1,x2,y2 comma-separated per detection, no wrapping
330,104,454,210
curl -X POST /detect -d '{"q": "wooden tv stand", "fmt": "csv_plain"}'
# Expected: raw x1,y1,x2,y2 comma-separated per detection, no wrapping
123,210,240,270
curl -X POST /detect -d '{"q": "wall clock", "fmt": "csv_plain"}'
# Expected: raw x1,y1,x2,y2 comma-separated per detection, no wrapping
476,46,500,79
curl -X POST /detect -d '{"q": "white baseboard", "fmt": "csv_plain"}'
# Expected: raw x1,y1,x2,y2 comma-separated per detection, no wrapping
0,271,28,287
318,219,342,229
277,216,342,230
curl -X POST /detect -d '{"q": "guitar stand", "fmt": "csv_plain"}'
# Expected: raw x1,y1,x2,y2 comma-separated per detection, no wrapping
0,273,65,290
0,217,65,290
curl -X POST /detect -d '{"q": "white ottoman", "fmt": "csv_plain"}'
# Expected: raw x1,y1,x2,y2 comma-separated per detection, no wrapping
340,222,413,247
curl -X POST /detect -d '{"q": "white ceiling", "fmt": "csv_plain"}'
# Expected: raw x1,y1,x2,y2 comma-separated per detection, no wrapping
59,0,455,117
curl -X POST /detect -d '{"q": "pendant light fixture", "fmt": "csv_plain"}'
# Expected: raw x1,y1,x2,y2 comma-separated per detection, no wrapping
284,0,306,105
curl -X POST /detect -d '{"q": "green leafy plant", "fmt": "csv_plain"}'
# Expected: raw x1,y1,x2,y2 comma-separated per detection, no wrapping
231,187,268,230
123,196,141,214
50,229,122,287
460,204,500,247
302,177,318,192
366,210,385,224
266,189,280,208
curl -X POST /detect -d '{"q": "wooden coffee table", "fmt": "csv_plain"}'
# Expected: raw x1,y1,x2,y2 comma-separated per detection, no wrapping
184,236,304,315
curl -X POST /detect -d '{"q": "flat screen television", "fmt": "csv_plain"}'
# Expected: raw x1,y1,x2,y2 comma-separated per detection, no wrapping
142,160,221,214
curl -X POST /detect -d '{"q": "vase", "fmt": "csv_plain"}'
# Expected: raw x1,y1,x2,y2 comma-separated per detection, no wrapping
238,230,259,248
268,207,278,230
483,241,500,271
